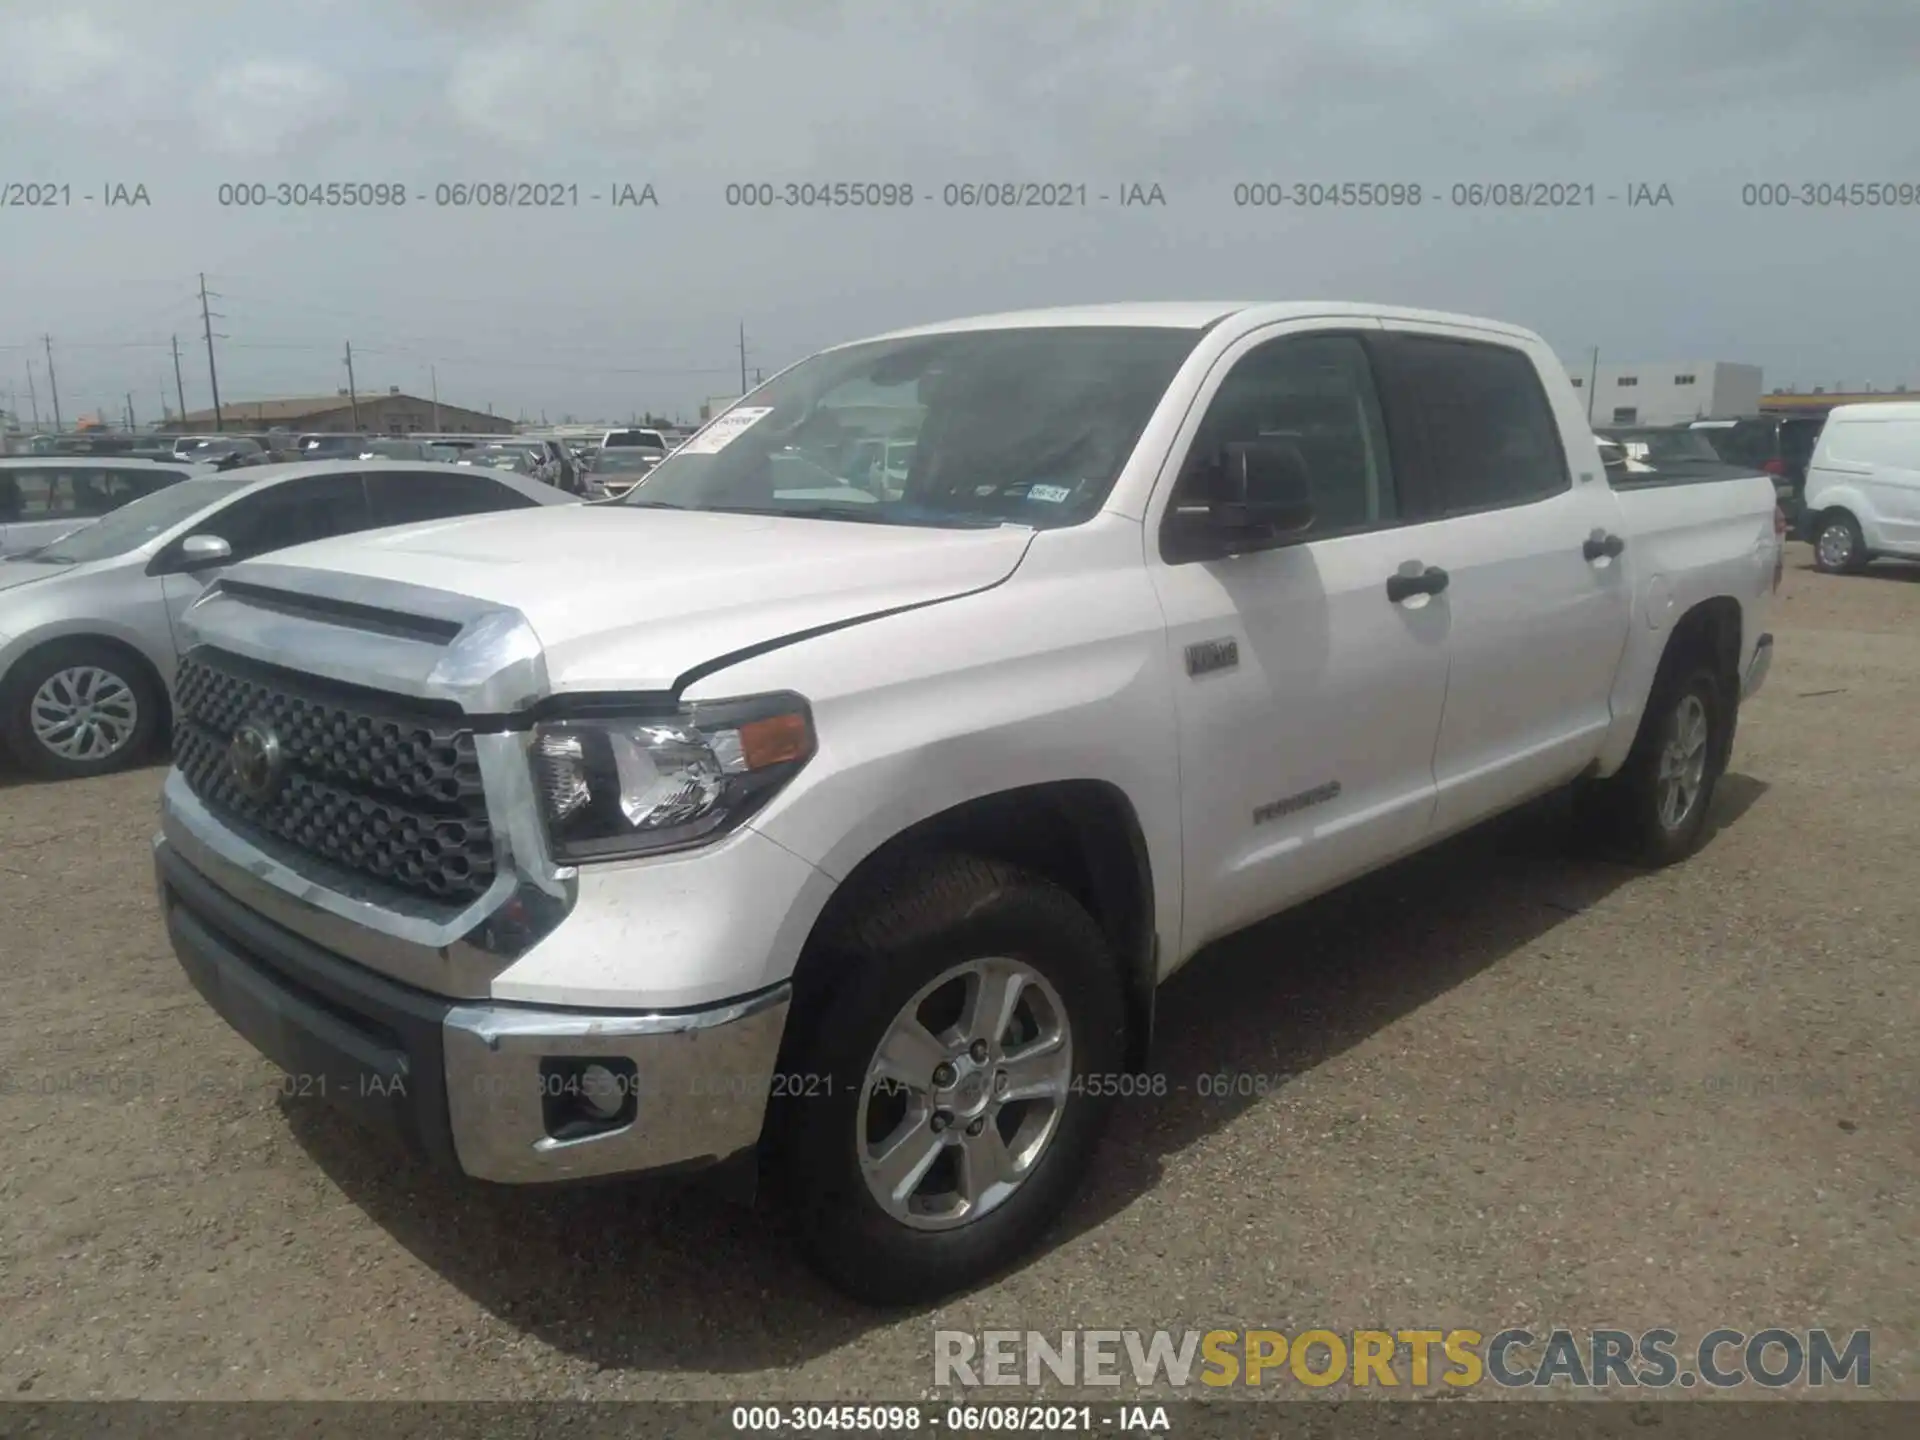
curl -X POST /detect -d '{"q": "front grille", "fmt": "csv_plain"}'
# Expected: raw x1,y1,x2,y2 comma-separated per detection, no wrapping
173,650,496,904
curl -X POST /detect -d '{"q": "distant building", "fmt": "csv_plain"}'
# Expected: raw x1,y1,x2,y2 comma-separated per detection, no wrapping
172,389,514,436
1566,361,1763,426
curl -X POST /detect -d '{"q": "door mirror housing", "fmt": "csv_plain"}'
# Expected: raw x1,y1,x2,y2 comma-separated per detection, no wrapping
177,533,232,568
1166,440,1316,560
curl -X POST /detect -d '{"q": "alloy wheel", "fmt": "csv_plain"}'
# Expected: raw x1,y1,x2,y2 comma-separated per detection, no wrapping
857,956,1073,1231
29,666,140,763
1655,692,1709,831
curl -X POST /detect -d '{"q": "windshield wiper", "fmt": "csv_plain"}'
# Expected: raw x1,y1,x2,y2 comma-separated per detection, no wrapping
620,499,689,510
23,553,79,566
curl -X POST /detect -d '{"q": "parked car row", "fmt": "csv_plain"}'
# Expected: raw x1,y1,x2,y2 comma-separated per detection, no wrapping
1592,408,1920,575
0,460,571,777
0,457,208,557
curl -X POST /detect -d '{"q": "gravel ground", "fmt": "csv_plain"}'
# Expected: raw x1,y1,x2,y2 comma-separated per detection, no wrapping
1,544,1915,1402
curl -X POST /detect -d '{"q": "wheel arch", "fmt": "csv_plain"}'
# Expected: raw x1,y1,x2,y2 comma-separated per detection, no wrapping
781,780,1160,1074
1648,595,1742,776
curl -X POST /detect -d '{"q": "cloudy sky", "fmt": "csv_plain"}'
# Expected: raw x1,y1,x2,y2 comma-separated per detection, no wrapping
4,0,1918,426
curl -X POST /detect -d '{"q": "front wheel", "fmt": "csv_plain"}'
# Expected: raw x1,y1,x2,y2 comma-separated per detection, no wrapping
776,854,1127,1305
2,641,162,780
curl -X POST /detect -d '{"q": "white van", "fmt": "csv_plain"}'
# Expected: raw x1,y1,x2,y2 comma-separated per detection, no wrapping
1801,402,1920,572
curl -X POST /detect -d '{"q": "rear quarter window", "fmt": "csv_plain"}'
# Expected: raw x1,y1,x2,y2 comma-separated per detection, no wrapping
1823,419,1920,468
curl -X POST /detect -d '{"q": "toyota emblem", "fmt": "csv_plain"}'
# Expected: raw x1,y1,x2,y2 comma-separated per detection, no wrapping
227,719,286,802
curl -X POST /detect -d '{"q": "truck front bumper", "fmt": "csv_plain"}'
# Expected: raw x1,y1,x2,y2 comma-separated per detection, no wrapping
156,837,790,1184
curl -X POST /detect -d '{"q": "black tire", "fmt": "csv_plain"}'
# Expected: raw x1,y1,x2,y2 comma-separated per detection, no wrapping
1810,510,1869,575
0,640,163,780
774,853,1127,1305
1580,661,1729,867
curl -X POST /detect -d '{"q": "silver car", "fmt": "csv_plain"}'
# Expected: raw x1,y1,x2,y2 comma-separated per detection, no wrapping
0,457,205,558
0,459,571,780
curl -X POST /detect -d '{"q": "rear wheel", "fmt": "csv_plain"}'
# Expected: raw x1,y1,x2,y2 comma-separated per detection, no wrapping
1576,662,1728,867
2,641,162,780
1812,510,1868,574
775,854,1126,1305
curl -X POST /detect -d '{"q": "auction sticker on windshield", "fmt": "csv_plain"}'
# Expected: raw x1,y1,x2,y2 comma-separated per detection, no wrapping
680,407,774,455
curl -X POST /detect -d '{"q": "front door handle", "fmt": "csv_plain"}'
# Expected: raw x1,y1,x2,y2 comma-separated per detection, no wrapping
1386,564,1449,604
1584,529,1626,561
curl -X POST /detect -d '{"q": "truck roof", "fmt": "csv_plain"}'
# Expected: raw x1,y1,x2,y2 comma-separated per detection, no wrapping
852,301,1540,344
1820,401,1920,422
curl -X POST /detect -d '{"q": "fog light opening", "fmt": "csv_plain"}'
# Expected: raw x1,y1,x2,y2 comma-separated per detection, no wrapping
539,1056,640,1141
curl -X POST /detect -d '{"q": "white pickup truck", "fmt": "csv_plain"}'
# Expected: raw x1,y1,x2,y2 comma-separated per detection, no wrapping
154,303,1782,1304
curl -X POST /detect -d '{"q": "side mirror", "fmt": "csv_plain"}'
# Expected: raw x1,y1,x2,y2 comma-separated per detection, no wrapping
1168,440,1315,558
178,533,232,567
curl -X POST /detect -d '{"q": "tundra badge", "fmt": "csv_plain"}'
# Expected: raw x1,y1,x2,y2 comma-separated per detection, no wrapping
1254,781,1342,825
1185,637,1239,677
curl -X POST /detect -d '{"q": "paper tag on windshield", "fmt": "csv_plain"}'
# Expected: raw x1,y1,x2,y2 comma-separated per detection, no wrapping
680,407,774,455
1027,483,1073,503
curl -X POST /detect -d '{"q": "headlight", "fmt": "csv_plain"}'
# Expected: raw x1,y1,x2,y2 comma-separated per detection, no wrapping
529,693,815,863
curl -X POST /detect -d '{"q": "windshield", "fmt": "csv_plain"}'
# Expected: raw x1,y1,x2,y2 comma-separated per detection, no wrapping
622,326,1202,527
1605,428,1724,464
29,477,251,564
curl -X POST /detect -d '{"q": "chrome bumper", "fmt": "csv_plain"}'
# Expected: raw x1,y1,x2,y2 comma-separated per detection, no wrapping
157,835,790,1184
1743,633,1773,699
442,986,791,1183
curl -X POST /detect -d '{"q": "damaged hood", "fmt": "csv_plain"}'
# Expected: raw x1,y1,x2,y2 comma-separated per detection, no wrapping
231,504,1035,693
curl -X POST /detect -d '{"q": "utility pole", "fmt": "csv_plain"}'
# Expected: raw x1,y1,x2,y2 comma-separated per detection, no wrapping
126,393,136,430
344,342,361,429
25,362,40,427
738,321,749,394
171,335,188,422
430,365,441,431
42,335,62,431
1585,346,1600,424
198,273,225,430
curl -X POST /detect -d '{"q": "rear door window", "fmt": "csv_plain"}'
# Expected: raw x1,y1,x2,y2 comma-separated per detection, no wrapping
1389,336,1570,513
367,469,543,526
67,466,158,516
208,474,372,562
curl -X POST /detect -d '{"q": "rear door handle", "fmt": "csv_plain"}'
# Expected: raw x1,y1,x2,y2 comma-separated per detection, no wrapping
1386,564,1449,604
1583,530,1625,561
